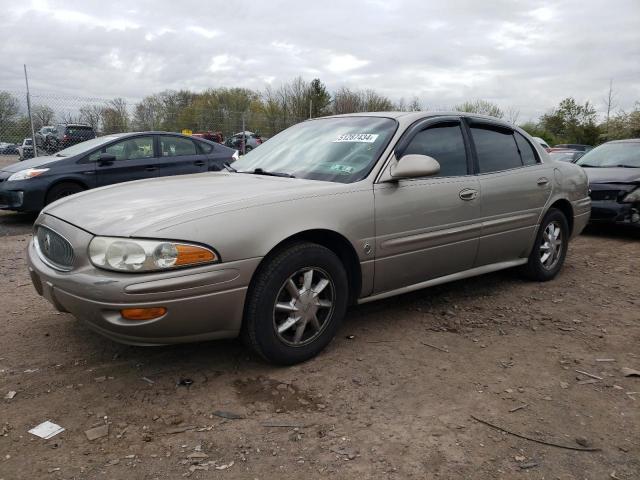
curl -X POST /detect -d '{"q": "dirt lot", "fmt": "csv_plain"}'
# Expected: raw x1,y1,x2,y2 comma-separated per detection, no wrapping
0,154,639,479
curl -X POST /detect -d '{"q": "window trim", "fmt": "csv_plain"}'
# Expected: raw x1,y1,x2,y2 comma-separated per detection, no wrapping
513,131,541,166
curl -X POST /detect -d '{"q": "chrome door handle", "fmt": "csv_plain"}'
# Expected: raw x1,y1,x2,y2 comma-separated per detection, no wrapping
537,177,549,185
459,188,478,201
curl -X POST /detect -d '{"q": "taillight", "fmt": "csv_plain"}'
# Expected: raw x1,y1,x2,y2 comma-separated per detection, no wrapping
256,138,262,145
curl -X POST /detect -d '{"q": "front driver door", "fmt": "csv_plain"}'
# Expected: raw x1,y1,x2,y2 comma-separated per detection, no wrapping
373,119,481,294
91,135,158,187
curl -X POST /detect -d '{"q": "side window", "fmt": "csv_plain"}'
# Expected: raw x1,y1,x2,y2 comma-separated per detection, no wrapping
160,137,197,157
196,141,214,154
88,136,154,161
514,132,538,166
470,126,523,173
403,123,468,177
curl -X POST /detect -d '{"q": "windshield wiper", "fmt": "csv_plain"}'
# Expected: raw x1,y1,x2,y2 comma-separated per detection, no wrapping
223,162,237,172
578,164,601,168
239,168,295,178
611,164,638,168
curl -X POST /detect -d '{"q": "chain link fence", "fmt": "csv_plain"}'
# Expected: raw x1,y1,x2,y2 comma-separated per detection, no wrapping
0,89,308,159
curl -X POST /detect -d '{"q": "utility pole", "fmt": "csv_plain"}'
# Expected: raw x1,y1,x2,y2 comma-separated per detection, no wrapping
241,112,246,155
24,64,37,158
309,99,313,119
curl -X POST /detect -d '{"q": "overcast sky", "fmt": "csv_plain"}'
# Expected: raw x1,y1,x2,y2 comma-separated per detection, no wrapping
1,0,639,121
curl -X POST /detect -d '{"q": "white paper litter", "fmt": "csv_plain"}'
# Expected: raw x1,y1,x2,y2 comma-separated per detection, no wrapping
4,391,16,399
28,421,65,439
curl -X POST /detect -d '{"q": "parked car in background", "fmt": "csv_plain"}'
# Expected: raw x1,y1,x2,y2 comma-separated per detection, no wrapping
225,131,266,152
17,138,35,160
46,123,97,152
35,126,57,151
25,112,590,364
549,149,585,163
0,132,238,212
554,143,593,152
533,136,551,152
576,138,640,227
193,131,224,144
0,142,19,155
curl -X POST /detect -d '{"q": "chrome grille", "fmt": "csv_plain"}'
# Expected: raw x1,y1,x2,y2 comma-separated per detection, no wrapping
36,226,75,271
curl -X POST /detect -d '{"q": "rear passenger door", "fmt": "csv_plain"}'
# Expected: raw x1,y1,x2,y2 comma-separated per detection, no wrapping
155,135,208,177
466,119,552,266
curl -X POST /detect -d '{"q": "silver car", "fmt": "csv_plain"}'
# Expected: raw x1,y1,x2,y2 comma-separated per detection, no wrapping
27,112,591,364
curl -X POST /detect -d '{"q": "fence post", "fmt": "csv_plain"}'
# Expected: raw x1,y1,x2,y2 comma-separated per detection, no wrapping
23,64,37,158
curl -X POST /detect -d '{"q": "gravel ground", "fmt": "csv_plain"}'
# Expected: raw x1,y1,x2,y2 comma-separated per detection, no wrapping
0,154,639,479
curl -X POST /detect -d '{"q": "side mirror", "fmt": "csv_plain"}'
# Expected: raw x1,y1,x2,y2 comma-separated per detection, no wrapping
97,153,116,166
390,154,441,179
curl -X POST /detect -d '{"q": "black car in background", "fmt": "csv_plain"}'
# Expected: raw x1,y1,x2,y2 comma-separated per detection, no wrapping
46,123,97,152
576,139,640,226
0,132,238,212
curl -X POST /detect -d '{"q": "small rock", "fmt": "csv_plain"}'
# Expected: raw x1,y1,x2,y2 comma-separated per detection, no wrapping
4,391,16,400
559,381,569,389
85,424,109,441
212,410,244,420
187,452,208,459
575,436,590,448
621,367,640,377
94,376,106,383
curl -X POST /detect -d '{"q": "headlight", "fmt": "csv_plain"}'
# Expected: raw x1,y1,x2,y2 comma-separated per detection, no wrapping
8,168,49,181
88,237,218,272
622,188,640,203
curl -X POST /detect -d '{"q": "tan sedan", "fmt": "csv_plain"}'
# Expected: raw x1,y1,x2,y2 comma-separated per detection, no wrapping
27,112,591,364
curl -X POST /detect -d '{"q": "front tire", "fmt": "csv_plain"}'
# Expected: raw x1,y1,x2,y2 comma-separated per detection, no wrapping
522,208,569,281
242,242,348,365
45,182,85,206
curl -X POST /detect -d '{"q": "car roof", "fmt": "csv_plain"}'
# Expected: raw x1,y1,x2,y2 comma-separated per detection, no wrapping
321,111,518,130
607,138,640,144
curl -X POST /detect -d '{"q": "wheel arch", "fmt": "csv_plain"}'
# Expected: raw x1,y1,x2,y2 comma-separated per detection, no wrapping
45,178,89,203
547,198,574,236
249,229,363,305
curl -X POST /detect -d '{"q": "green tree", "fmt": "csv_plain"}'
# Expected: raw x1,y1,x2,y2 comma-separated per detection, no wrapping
309,78,331,117
539,97,599,145
454,99,504,119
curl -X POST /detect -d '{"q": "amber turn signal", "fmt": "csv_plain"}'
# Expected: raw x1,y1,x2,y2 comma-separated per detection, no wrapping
121,307,167,321
175,244,216,266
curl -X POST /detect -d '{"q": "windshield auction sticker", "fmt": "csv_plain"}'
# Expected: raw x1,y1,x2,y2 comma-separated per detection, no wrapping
333,133,379,143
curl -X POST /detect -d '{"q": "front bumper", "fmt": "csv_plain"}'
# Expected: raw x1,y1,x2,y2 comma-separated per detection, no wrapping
590,200,640,226
27,214,262,345
0,174,46,212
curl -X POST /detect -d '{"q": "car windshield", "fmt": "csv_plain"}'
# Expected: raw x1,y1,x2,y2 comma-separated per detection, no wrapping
55,135,122,157
576,142,640,168
232,117,397,183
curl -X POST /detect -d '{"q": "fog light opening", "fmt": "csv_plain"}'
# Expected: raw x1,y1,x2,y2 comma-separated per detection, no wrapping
120,307,167,321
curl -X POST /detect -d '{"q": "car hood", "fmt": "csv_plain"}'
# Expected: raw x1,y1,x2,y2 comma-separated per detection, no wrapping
0,155,64,173
583,167,640,184
44,172,346,237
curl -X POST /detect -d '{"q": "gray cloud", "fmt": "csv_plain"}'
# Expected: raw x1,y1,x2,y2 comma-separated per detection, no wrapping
1,0,639,120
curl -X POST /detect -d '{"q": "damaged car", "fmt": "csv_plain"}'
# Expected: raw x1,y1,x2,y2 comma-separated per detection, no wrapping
577,139,640,226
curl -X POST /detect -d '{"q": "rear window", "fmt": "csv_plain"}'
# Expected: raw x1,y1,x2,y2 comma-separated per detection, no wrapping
67,126,94,135
196,141,214,154
471,125,523,173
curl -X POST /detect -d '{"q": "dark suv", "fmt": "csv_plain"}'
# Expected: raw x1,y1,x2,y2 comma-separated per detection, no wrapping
48,124,96,151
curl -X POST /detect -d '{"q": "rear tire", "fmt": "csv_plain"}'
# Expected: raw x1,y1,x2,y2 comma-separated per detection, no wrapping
521,208,569,281
45,182,85,206
242,242,348,365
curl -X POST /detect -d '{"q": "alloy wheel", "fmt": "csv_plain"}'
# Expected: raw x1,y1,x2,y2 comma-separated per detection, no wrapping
539,221,563,270
272,267,335,346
